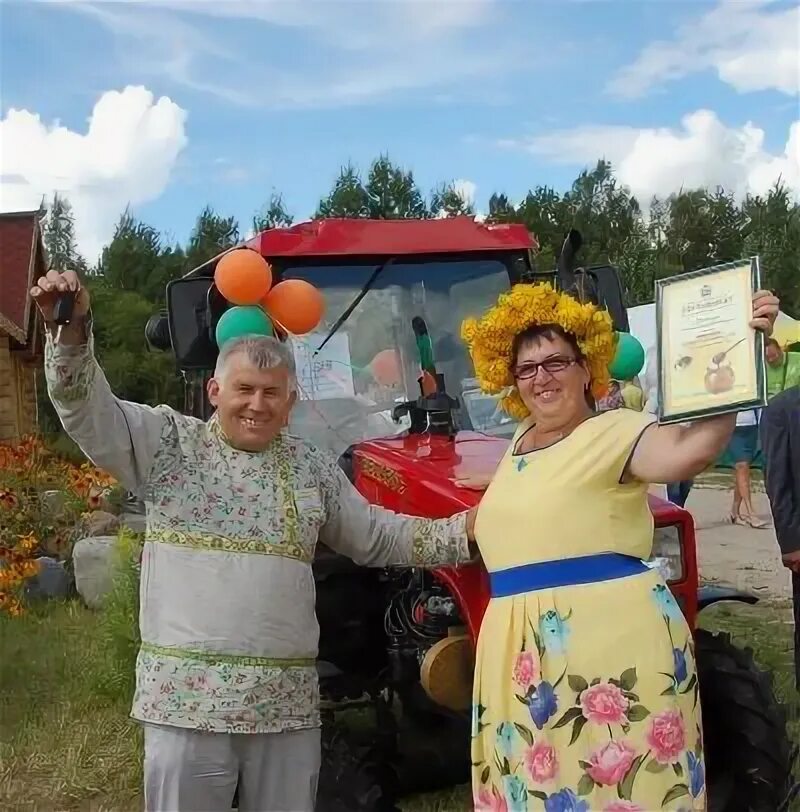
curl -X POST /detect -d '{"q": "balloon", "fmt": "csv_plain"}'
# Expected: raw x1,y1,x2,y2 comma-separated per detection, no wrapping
370,349,402,386
609,332,645,381
215,306,274,348
215,249,272,305
262,279,325,335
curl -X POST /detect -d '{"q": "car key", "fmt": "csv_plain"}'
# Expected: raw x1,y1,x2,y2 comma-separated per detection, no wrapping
52,291,76,343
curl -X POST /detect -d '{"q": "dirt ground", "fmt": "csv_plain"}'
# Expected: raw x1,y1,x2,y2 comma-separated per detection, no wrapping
678,478,792,602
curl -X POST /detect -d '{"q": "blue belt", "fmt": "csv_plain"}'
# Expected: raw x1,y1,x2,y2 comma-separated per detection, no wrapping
489,553,649,598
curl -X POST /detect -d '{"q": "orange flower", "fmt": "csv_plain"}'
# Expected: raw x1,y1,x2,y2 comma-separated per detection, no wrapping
17,533,37,554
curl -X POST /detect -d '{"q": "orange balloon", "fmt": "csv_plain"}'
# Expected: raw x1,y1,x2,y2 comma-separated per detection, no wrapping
370,349,402,386
215,249,272,305
262,279,325,335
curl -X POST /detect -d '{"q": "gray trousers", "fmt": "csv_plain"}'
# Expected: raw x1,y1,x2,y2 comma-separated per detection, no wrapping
143,724,321,812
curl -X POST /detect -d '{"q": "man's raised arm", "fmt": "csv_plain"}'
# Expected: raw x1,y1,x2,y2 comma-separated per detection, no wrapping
33,269,169,492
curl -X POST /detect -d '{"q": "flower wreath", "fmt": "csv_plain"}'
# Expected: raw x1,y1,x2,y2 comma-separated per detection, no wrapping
460,283,617,420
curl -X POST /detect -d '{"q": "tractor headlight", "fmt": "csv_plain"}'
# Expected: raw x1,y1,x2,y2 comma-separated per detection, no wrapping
647,525,684,583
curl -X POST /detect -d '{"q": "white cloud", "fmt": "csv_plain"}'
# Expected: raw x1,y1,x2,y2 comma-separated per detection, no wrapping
608,0,799,98
454,178,477,204
48,0,513,109
0,86,188,261
509,110,800,203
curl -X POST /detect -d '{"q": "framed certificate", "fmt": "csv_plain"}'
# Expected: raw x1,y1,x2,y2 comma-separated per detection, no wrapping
656,258,767,424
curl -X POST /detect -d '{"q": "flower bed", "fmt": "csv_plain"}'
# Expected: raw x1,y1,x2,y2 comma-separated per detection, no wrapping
0,435,117,616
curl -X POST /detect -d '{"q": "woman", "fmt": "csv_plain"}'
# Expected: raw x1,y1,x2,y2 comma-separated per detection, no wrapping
460,283,778,811
726,409,770,528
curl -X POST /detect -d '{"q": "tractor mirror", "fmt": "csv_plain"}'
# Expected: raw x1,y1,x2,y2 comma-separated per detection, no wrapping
164,277,220,371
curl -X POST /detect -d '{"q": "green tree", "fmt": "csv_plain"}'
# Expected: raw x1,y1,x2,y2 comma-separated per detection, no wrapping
365,155,427,219
429,182,474,218
562,160,644,265
486,193,517,224
253,192,293,233
42,193,88,273
515,186,569,270
97,209,164,296
742,183,800,317
186,205,240,270
316,163,370,218
89,278,183,406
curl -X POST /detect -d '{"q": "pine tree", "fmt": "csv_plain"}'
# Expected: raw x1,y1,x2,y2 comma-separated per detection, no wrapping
42,193,88,273
253,192,293,233
186,205,240,270
429,182,475,218
316,163,370,218
365,155,427,219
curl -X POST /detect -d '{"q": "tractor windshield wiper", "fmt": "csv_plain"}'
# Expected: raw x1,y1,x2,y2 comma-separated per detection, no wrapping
314,257,396,355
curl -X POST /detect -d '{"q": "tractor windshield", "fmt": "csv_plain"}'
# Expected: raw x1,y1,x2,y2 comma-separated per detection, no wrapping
283,259,518,457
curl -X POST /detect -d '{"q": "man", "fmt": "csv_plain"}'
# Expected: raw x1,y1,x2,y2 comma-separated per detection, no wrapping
766,337,800,399
32,269,477,811
642,346,693,507
759,385,800,689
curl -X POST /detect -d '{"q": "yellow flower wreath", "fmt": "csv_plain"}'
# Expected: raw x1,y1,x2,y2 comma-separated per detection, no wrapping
461,283,617,420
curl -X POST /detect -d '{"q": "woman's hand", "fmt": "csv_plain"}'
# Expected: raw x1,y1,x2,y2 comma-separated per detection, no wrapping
750,289,779,336
629,290,779,485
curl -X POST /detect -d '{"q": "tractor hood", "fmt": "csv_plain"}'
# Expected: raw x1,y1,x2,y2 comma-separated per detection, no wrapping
353,428,684,524
353,431,508,516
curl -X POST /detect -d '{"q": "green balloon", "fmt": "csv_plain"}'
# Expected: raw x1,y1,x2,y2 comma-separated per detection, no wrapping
215,306,274,348
609,332,645,381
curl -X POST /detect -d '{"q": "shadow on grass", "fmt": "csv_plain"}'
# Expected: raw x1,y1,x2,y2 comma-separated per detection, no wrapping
1,597,795,811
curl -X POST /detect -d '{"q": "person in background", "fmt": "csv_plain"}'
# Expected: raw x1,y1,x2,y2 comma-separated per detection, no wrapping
642,347,694,507
767,338,787,399
596,378,624,412
766,337,800,399
620,376,644,411
727,408,770,528
759,385,800,688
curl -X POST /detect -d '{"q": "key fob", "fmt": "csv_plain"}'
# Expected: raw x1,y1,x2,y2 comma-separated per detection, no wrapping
53,291,76,326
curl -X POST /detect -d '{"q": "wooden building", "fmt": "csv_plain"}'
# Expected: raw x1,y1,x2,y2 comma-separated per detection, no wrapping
0,211,45,442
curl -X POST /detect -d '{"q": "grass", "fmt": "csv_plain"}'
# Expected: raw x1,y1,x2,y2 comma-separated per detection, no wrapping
1,599,796,811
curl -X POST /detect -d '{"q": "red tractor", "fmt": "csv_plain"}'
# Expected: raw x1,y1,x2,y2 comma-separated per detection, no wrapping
146,218,795,811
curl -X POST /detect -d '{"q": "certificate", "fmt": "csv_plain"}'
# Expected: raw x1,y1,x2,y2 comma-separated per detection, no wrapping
656,258,766,424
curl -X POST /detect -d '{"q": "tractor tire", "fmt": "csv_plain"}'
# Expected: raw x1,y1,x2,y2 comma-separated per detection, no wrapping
695,629,797,812
316,724,400,812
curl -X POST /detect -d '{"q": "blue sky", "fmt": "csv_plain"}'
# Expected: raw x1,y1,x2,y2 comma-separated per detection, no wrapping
1,0,798,260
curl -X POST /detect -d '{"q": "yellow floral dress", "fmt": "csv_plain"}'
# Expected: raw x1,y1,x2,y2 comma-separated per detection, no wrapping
471,408,705,812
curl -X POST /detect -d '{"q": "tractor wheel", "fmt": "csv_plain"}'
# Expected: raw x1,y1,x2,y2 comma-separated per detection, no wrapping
316,724,400,812
695,629,797,812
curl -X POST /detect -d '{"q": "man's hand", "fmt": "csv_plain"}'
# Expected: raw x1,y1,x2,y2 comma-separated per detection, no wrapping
30,269,90,343
782,551,800,573
466,505,478,543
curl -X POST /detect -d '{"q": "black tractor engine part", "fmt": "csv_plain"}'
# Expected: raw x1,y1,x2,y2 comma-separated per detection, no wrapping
392,372,459,437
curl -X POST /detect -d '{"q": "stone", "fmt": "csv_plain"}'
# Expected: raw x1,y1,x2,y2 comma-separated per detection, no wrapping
72,536,118,609
23,557,74,601
39,489,67,517
120,512,146,533
82,510,121,537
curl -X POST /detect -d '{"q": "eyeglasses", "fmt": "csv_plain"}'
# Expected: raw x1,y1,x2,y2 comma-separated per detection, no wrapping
513,356,578,381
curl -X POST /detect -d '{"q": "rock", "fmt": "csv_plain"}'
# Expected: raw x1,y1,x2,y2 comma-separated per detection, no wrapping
39,489,67,517
23,557,74,601
72,536,118,609
82,510,120,537
120,512,146,533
